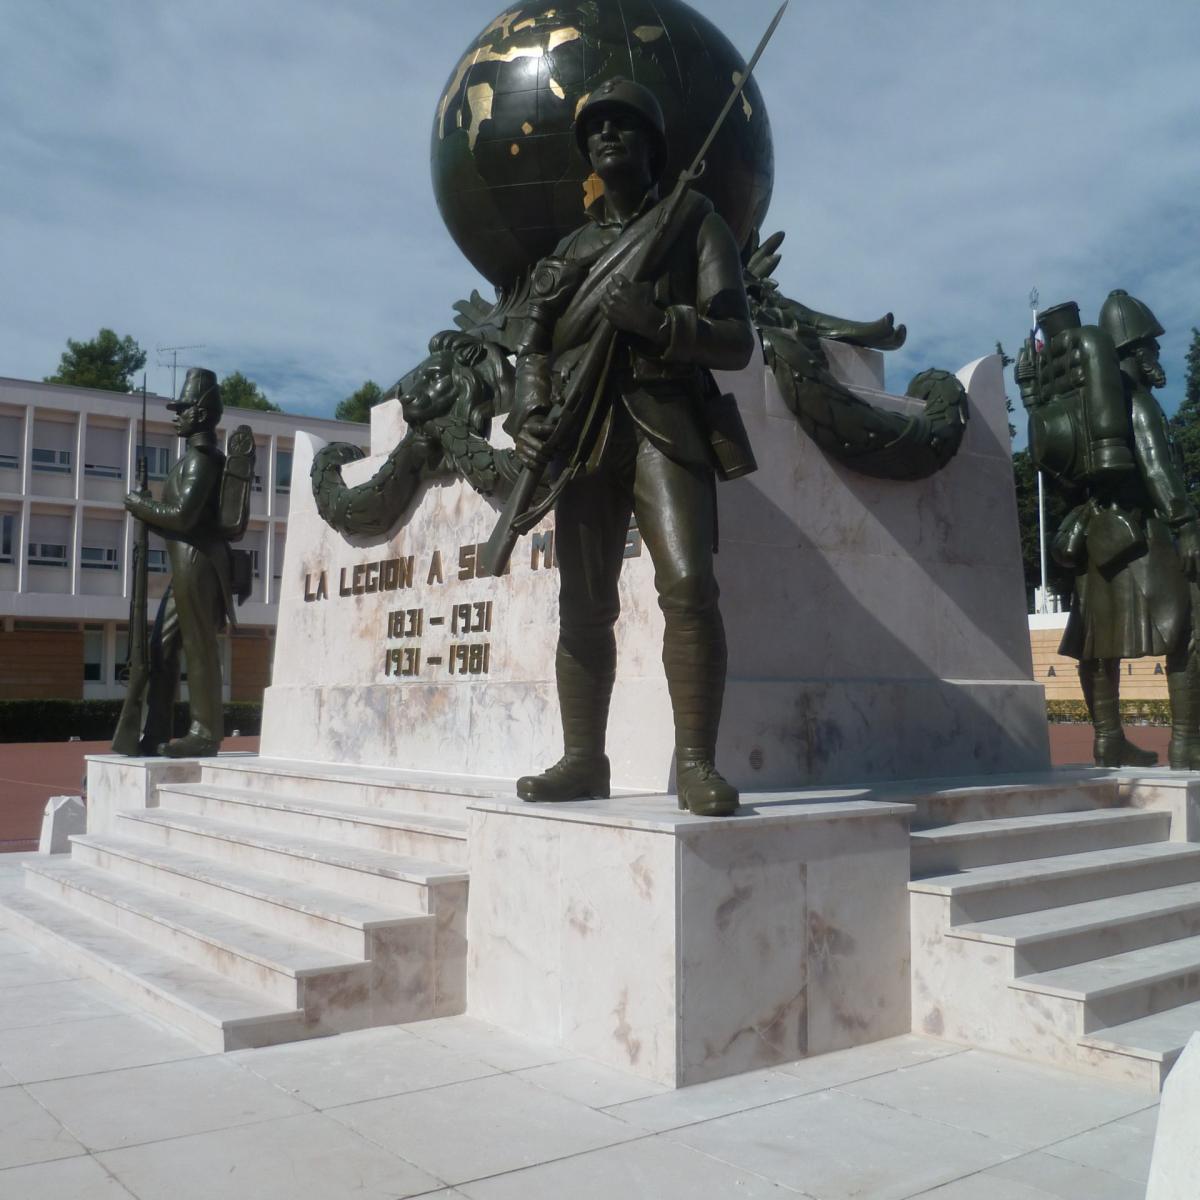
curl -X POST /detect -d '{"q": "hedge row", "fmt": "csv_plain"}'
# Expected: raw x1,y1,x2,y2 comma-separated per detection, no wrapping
0,700,263,744
1046,699,1170,726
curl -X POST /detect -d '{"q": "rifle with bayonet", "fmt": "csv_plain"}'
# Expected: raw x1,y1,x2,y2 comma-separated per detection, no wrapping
479,1,788,578
111,378,152,755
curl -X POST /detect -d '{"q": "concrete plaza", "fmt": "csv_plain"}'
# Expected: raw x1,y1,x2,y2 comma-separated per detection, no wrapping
0,850,1160,1200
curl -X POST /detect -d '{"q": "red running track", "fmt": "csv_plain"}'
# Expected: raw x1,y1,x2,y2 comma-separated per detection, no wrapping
0,737,259,851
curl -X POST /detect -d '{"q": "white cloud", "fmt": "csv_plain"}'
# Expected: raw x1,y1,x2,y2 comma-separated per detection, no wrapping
1,0,1196,421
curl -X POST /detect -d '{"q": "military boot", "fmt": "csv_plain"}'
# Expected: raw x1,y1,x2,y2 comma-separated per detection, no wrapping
1081,659,1158,768
518,642,613,802
664,612,739,817
1166,652,1200,769
159,733,219,758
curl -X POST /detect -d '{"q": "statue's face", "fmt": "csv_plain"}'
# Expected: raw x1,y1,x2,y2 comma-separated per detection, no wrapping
1135,339,1167,389
171,391,208,437
585,111,654,187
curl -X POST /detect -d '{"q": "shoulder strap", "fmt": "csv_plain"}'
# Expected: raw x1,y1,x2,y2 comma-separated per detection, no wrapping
552,190,711,356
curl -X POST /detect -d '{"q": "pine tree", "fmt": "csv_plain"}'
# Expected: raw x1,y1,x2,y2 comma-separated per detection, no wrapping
336,381,385,423
45,329,146,392
1168,328,1200,495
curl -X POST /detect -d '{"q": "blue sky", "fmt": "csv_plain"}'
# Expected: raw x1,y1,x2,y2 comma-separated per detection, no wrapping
1,0,1197,429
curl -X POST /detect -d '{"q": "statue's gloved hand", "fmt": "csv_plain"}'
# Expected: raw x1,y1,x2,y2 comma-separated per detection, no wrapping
514,414,557,471
600,275,668,350
1177,520,1200,581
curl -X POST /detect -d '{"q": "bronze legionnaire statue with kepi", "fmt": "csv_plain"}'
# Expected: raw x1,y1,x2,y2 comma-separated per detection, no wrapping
113,368,255,758
493,73,758,817
1017,291,1200,768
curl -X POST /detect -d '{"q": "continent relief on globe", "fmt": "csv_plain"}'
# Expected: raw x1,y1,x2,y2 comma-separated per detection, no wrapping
431,0,774,289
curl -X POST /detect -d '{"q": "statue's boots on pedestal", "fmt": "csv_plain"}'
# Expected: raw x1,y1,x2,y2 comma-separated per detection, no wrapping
664,611,739,817
159,733,220,758
1081,658,1158,767
517,643,613,802
1166,653,1200,770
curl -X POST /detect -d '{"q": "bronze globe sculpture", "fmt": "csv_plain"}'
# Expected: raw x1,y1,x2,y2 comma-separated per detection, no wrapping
431,0,775,289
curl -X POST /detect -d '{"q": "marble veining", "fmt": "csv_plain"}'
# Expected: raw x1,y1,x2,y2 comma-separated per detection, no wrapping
263,348,1049,790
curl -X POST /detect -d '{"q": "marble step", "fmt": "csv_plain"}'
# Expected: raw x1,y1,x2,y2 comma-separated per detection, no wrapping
949,882,1200,973
910,808,1170,875
1079,999,1200,1081
197,756,515,818
120,807,470,910
0,885,305,1051
70,833,431,958
909,841,1200,922
902,772,1122,828
155,782,468,864
1011,933,1200,1030
23,857,369,1008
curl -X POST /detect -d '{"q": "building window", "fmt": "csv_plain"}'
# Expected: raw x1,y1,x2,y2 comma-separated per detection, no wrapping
0,451,18,469
136,445,171,480
0,514,13,563
249,549,261,578
31,447,71,473
28,541,68,566
84,461,123,479
146,548,169,573
81,545,119,571
275,451,292,494
84,628,104,682
113,629,128,682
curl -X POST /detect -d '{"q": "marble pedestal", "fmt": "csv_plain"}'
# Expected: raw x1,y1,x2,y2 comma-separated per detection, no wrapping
1147,1032,1200,1199
465,792,914,1087
84,755,203,836
262,343,1048,791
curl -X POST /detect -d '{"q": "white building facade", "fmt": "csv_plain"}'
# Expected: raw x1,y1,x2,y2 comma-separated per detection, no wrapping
0,376,367,703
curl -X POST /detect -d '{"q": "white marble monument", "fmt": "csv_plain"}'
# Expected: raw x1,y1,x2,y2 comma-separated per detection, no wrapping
38,795,86,854
1146,1032,1200,1198
262,344,1048,792
467,790,914,1086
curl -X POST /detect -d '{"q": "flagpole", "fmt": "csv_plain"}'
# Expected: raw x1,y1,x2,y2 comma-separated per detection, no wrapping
1030,286,1049,614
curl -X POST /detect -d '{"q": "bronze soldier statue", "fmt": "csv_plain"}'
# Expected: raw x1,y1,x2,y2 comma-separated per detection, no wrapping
1019,291,1200,767
122,368,248,757
509,78,757,815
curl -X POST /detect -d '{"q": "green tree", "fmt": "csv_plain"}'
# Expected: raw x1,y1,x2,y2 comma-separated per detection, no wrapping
220,371,280,412
1167,327,1200,495
45,328,147,392
335,380,385,423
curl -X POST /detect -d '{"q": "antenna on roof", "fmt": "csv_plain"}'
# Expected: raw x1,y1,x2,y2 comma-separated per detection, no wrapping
156,344,206,400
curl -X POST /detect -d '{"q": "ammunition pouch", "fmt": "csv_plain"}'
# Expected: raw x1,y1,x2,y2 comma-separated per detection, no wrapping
705,389,758,481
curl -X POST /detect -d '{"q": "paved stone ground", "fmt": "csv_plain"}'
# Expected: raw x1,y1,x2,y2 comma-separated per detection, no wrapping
0,853,1159,1199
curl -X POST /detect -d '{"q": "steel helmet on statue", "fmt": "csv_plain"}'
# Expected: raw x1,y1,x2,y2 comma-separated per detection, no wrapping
574,77,669,181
